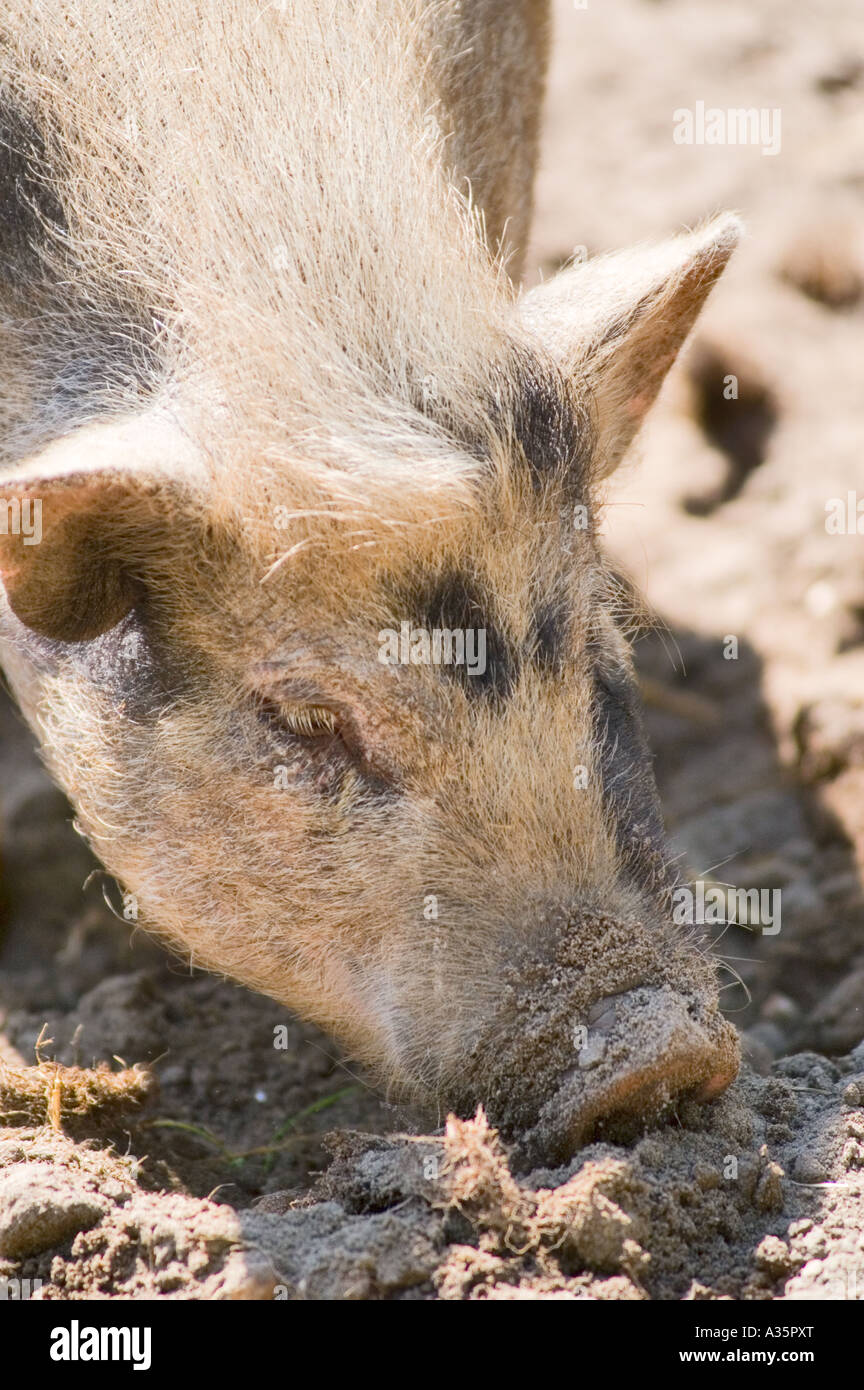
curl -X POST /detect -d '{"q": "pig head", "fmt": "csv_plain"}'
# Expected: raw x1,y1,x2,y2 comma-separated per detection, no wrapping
0,218,741,1160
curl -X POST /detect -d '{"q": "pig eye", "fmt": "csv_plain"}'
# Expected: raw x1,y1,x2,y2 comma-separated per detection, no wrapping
257,699,342,742
278,703,341,739
250,684,379,781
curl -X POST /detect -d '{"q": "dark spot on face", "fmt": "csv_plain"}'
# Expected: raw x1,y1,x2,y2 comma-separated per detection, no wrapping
410,348,592,501
532,595,570,674
390,568,579,704
590,648,677,901
505,355,592,496
393,568,516,703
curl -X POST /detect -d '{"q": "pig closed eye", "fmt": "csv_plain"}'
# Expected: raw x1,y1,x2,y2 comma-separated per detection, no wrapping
255,698,346,747
253,694,380,776
253,695,395,793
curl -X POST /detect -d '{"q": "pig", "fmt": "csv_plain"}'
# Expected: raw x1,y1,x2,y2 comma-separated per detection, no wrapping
0,0,739,1161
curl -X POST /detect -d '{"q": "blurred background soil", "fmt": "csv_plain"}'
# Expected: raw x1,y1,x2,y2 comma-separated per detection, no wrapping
1,0,863,1298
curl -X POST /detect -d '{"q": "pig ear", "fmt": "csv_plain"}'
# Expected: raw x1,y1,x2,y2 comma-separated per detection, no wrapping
518,214,742,479
0,412,208,641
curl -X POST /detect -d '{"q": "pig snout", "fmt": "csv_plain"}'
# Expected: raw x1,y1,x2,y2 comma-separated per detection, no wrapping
445,914,740,1168
529,985,739,1162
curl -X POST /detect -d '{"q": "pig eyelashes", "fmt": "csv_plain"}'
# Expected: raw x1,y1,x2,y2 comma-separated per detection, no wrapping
254,695,345,747
272,702,341,739
252,693,373,773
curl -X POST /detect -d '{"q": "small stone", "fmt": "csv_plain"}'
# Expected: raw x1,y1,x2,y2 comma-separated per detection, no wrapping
798,1227,829,1261
792,1149,829,1184
254,1190,303,1215
755,1159,784,1212
754,1235,793,1278
0,1168,103,1258
212,1250,279,1300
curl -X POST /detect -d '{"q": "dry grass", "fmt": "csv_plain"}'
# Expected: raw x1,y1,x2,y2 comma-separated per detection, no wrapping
0,1057,152,1130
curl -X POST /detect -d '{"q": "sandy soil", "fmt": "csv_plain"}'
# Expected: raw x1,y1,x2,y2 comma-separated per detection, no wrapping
1,0,863,1299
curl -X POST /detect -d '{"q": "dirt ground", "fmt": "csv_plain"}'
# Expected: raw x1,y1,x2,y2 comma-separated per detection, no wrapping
1,0,863,1299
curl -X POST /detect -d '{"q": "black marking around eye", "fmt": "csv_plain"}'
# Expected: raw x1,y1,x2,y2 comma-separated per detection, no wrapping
396,569,517,703
392,571,579,702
